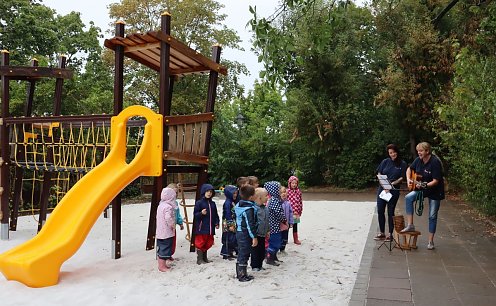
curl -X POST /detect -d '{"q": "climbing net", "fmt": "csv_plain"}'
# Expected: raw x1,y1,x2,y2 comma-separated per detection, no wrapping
7,117,146,210
10,119,145,172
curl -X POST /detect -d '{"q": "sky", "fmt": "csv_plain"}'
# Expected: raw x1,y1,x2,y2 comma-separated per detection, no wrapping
41,0,281,92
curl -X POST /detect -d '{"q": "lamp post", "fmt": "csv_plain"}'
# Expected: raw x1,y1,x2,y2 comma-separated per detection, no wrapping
235,113,245,127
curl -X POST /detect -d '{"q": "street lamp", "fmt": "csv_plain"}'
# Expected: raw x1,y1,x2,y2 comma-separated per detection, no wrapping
235,113,245,127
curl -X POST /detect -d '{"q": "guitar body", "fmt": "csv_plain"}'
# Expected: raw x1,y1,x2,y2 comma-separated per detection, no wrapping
408,170,422,191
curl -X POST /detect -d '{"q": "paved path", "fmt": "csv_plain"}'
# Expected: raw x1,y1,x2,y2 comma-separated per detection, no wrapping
349,194,496,306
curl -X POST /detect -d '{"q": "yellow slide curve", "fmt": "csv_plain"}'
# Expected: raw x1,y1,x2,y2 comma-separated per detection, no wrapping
0,105,163,287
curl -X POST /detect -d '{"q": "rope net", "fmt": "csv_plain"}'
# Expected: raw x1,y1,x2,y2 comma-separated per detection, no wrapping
10,119,144,172
7,118,145,211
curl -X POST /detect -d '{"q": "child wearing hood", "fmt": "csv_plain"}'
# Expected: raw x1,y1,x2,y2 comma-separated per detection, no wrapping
166,183,185,261
288,175,303,245
193,183,220,265
234,184,258,282
264,181,287,266
156,187,177,272
220,185,238,260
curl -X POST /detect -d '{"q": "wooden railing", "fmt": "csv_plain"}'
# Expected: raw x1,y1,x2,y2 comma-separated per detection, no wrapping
163,112,214,164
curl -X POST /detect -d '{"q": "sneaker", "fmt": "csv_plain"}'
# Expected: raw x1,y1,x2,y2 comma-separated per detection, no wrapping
385,235,393,242
427,241,435,250
400,224,416,233
373,233,386,241
252,267,261,272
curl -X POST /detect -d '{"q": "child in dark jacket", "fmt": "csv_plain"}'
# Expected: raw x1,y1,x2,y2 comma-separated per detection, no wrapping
220,185,238,260
279,186,294,253
251,187,269,271
234,184,258,282
193,184,220,265
264,181,287,266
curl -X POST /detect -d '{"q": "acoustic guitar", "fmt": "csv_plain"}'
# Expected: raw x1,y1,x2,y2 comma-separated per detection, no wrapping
407,170,423,191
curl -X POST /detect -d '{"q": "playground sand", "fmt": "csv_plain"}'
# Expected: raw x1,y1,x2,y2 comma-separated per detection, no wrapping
0,200,375,305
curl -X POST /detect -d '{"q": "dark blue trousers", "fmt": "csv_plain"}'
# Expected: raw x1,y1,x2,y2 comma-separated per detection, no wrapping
236,231,251,266
267,232,282,257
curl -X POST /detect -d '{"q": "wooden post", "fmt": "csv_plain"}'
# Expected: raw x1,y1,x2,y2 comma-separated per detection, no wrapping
10,58,39,231
196,44,222,194
37,55,67,232
0,50,11,240
190,44,222,252
146,12,172,251
111,20,125,259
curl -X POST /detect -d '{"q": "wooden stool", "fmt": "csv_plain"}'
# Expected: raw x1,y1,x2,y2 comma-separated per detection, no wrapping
393,215,421,250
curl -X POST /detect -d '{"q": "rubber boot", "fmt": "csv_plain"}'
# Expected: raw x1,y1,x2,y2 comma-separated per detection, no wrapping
242,265,254,281
203,250,211,263
236,264,252,282
293,232,302,245
266,253,280,266
197,250,205,265
158,258,170,272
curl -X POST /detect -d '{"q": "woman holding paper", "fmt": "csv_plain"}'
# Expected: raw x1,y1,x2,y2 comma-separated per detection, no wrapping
374,144,407,241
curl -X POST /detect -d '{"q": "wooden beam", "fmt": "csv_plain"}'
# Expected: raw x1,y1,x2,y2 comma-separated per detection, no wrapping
124,42,160,53
0,66,73,79
149,31,228,75
163,152,209,165
163,113,214,125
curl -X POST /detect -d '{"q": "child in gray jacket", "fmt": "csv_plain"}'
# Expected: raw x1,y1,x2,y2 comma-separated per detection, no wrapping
250,187,270,271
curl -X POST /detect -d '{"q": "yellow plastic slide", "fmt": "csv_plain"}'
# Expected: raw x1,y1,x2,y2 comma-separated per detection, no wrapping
0,105,163,287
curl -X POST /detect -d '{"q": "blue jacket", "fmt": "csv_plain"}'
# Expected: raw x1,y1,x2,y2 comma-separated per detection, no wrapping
235,200,258,239
193,184,220,235
222,185,238,228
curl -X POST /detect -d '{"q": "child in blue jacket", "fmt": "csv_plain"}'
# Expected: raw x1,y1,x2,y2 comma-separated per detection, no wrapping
193,184,220,265
234,184,258,282
220,185,238,260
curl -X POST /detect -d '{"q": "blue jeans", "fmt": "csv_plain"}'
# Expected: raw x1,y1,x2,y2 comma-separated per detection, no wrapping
405,191,441,234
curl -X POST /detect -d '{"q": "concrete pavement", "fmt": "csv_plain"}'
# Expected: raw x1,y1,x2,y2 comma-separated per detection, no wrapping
349,195,496,306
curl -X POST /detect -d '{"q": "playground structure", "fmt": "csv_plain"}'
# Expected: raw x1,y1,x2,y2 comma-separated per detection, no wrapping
0,13,227,287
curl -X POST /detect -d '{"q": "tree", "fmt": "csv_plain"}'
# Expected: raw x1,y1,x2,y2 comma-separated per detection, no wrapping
372,0,455,156
249,1,403,188
0,0,107,116
107,0,247,113
209,81,291,186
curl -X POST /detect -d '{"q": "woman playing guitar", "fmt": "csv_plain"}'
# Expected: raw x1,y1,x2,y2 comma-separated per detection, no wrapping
402,142,445,250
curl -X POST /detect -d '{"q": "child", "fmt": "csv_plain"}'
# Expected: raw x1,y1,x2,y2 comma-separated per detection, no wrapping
279,186,294,253
251,187,269,271
247,175,260,188
220,185,238,260
166,183,185,261
288,175,303,245
156,187,177,272
234,184,258,282
264,181,287,266
193,184,220,265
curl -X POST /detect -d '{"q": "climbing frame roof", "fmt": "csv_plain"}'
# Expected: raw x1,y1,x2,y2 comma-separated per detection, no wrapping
104,31,227,76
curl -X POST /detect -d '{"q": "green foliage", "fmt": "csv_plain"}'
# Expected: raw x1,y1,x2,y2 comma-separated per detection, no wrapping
108,0,246,113
437,48,496,214
209,82,292,186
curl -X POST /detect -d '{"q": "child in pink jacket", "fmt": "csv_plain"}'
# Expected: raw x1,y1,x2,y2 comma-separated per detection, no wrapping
288,176,303,244
156,187,177,272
